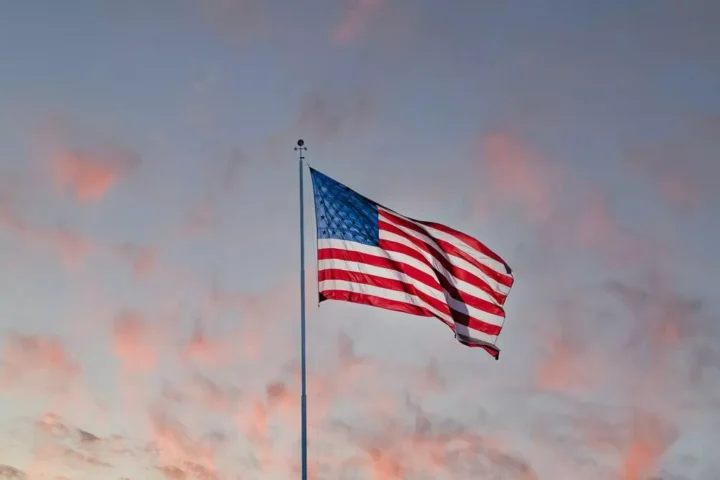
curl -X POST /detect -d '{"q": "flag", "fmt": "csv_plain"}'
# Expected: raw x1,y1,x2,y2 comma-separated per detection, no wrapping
309,167,515,359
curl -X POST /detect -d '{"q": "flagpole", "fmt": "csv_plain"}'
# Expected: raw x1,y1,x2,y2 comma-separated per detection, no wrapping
294,139,308,480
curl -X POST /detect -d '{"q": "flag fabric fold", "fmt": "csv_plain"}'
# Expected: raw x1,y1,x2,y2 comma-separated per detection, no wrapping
309,167,514,359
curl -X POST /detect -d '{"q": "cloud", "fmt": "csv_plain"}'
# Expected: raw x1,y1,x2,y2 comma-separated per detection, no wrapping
181,319,241,367
331,404,539,479
27,413,129,476
526,272,712,476
535,322,606,395
148,409,223,478
0,465,26,479
626,114,720,211
332,0,386,44
0,202,95,268
557,186,671,269
183,149,246,235
113,242,159,278
297,91,372,143
271,90,372,153
195,0,266,44
473,131,562,222
0,193,159,273
619,411,679,480
469,131,674,271
112,311,161,374
51,147,140,202
262,89,373,166
163,373,241,413
0,333,82,394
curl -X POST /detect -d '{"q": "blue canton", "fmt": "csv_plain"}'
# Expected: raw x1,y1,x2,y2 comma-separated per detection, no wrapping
310,168,379,247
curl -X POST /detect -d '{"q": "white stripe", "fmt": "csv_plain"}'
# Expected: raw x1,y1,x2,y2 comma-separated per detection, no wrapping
318,258,504,327
318,238,503,307
318,279,499,345
318,238,383,256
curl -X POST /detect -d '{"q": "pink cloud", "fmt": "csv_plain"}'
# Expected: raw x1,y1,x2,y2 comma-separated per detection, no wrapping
332,0,386,44
0,195,162,274
113,242,159,278
0,200,94,268
195,0,266,43
297,91,372,141
568,187,662,267
182,150,245,235
628,149,702,211
182,321,239,367
470,132,671,269
535,329,605,395
112,311,159,374
0,333,82,393
149,410,221,476
51,148,139,202
474,131,562,222
0,465,25,479
626,115,720,211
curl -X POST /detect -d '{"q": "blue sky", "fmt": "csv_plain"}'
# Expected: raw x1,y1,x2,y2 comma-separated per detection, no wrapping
0,1,718,479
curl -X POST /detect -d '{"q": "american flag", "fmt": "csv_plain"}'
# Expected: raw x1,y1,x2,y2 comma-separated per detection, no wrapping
309,168,515,359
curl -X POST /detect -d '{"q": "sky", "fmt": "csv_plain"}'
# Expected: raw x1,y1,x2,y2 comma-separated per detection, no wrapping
0,0,719,478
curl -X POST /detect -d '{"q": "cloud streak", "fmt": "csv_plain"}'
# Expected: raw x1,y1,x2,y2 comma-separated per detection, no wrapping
51,147,139,203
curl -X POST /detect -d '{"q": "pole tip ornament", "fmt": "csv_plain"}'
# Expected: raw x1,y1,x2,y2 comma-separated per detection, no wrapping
297,139,305,147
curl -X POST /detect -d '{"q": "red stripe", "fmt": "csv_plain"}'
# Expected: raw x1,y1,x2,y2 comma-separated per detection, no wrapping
380,210,514,289
319,290,433,319
320,289,500,359
379,219,513,296
318,267,502,336
319,247,506,314
378,235,508,306
319,268,453,319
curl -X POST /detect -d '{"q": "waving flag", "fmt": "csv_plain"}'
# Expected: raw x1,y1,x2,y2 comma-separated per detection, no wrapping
309,167,514,359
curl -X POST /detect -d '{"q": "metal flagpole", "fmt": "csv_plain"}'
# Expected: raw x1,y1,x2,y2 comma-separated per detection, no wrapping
294,139,308,480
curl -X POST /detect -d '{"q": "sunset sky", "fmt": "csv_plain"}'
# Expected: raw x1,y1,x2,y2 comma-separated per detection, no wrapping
1,1,719,479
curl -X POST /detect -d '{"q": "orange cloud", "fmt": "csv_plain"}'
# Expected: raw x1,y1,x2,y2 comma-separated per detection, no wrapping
619,412,678,480
332,0,386,44
51,148,139,202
